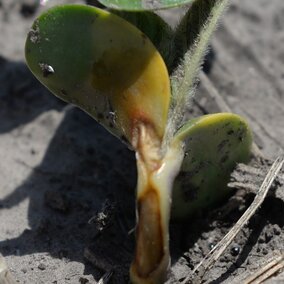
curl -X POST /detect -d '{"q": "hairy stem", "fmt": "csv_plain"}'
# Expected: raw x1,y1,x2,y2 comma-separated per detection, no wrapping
164,0,229,150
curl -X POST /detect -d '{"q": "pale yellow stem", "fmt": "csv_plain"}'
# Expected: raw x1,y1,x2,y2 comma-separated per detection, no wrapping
130,123,184,284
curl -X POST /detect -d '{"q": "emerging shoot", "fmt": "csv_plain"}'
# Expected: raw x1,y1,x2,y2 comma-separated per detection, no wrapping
25,1,252,283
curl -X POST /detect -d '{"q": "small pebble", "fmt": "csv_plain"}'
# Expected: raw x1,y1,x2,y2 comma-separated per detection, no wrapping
258,236,265,244
58,249,68,259
20,0,39,17
265,231,273,243
79,277,89,284
230,245,240,256
38,263,46,270
273,225,281,235
262,248,268,255
208,243,215,250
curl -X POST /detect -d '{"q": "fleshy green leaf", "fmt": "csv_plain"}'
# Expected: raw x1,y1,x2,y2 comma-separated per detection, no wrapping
111,10,174,69
172,113,252,219
25,5,171,145
164,0,229,146
97,0,194,11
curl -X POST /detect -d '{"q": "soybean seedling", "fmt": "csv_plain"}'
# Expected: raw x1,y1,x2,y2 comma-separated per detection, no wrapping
25,1,252,283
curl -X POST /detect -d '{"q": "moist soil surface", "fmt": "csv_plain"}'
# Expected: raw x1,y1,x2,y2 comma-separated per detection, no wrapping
0,0,284,283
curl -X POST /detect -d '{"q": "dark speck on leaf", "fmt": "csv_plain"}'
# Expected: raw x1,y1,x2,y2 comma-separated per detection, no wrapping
60,89,68,97
213,128,220,136
220,155,228,164
227,129,234,135
28,20,40,43
237,127,245,141
120,135,128,143
90,15,98,24
239,134,244,141
178,171,187,179
182,184,199,202
217,139,229,152
141,33,147,45
39,63,54,78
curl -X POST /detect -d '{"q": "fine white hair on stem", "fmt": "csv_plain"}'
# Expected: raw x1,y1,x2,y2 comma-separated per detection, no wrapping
162,0,229,152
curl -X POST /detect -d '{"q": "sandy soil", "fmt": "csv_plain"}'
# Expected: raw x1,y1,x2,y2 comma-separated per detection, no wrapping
0,0,284,283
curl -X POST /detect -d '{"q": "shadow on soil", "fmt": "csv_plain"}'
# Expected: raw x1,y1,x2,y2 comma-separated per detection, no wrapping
0,58,138,282
0,56,65,133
